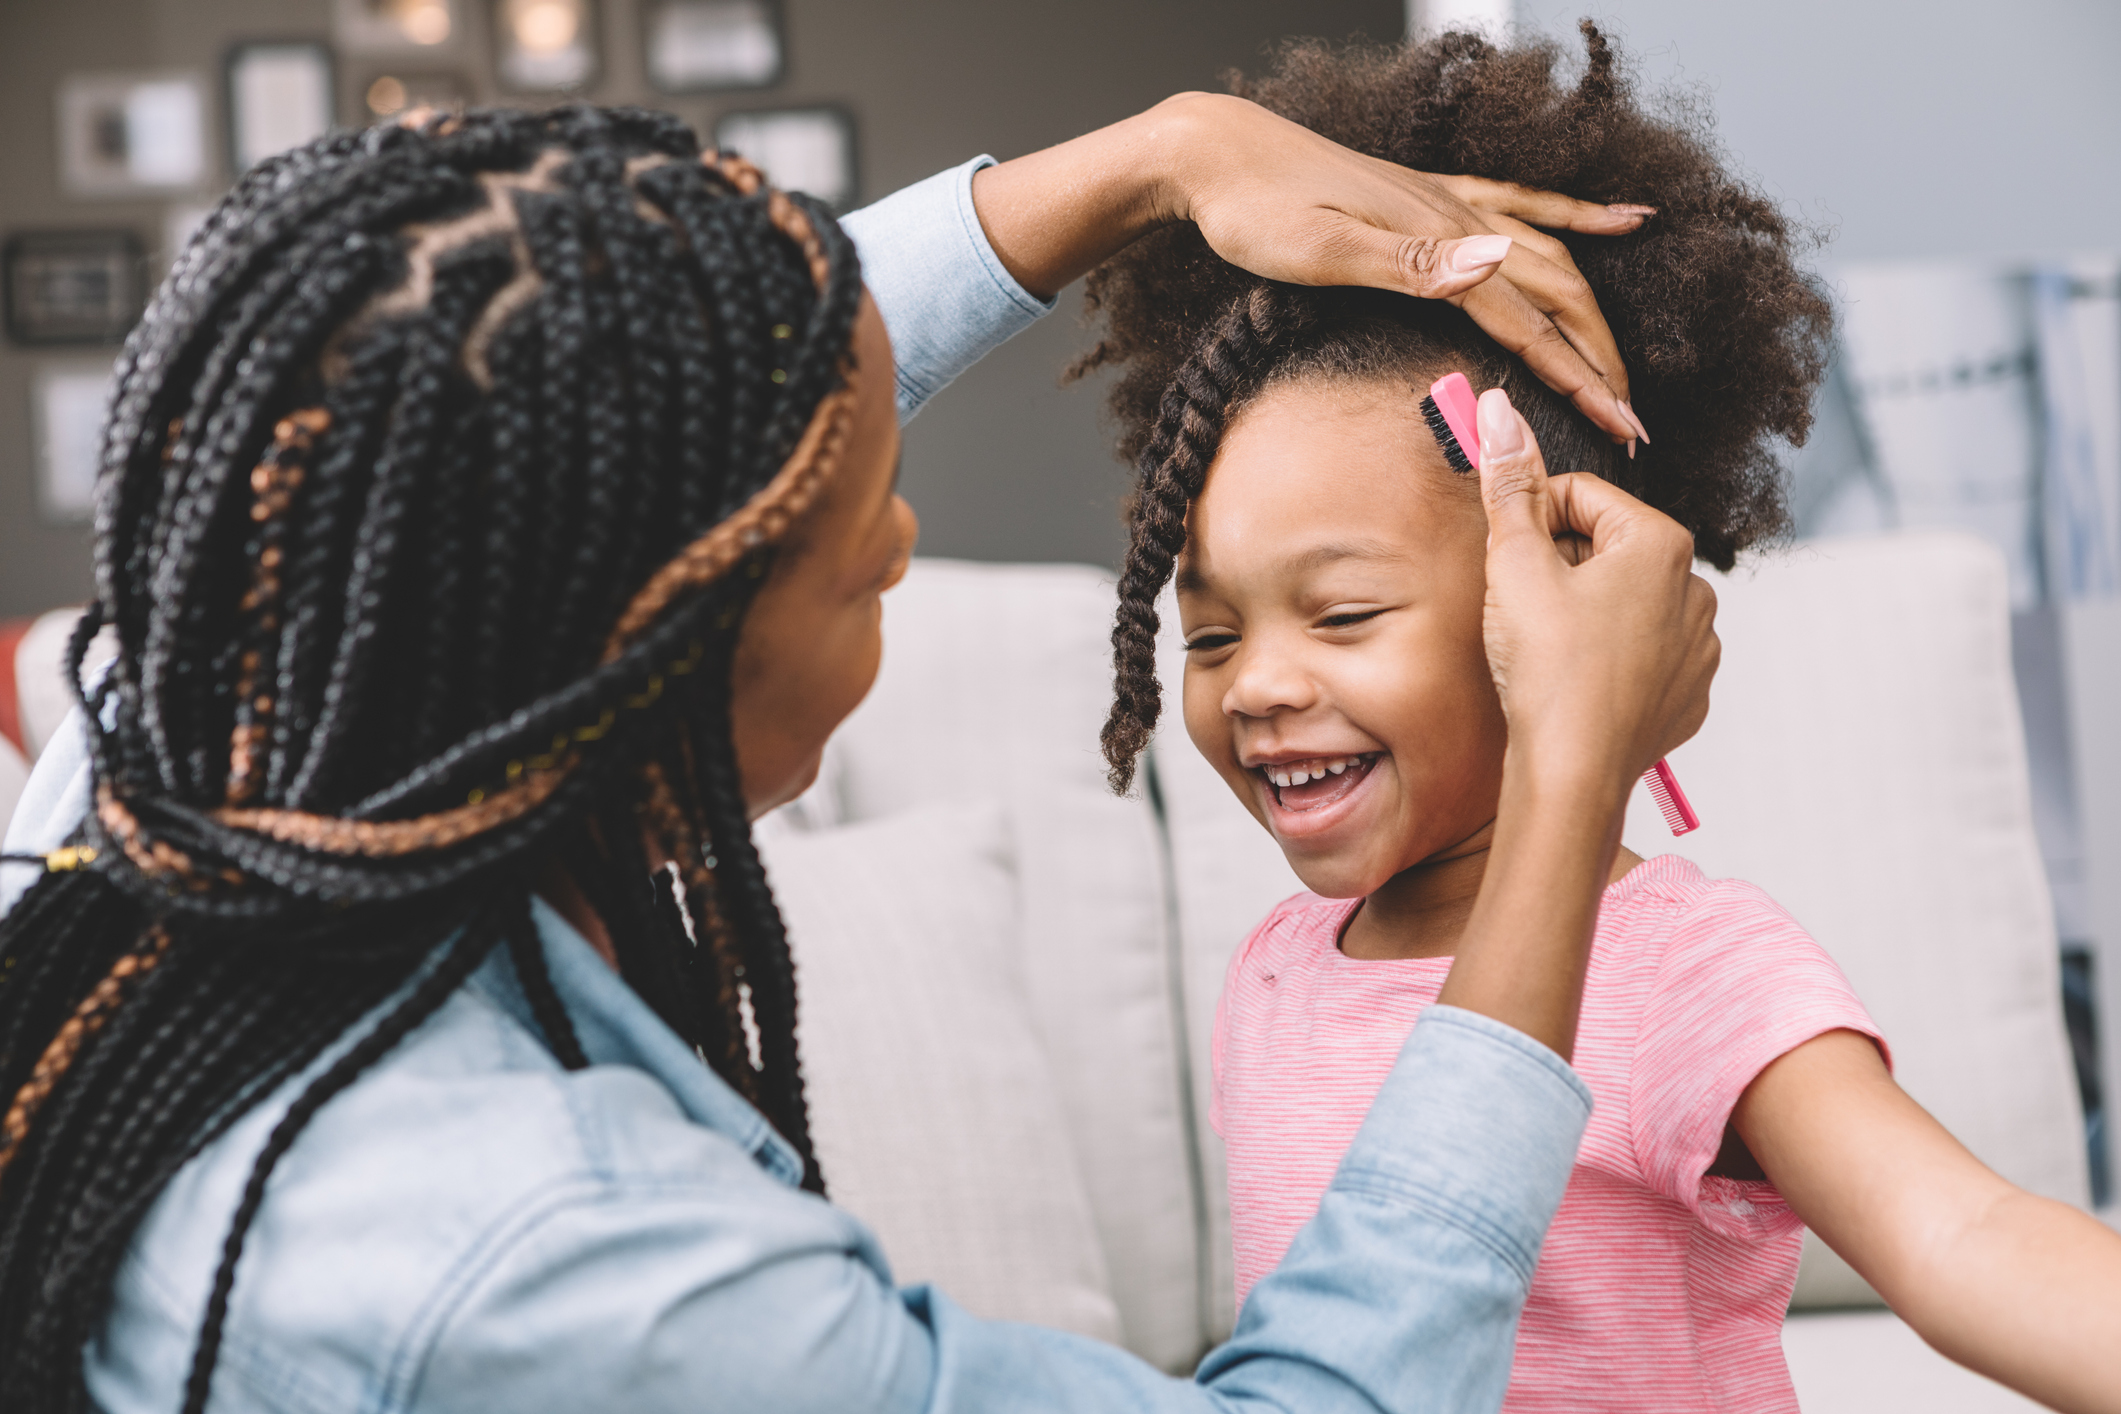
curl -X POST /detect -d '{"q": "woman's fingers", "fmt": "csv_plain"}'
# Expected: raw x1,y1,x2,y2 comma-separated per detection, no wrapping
1458,275,1639,444
1478,215,1636,410
1313,221,1517,300
1437,173,1656,236
1544,471,1696,565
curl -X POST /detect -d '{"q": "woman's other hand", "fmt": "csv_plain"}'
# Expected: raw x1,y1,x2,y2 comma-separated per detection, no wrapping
1474,386,1717,793
971,92,1652,445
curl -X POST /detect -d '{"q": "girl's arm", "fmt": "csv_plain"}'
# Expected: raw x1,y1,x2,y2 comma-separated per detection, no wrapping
1736,1029,2121,1414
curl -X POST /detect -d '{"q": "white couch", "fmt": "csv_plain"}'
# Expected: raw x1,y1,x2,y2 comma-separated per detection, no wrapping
758,532,2092,1409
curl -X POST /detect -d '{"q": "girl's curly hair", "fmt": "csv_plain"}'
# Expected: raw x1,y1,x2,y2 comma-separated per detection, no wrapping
1079,22,1834,792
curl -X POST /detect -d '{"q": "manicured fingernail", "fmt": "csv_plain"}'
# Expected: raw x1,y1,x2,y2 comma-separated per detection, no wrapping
1627,438,1637,460
1619,400,1651,444
1477,388,1524,461
1448,234,1513,272
1607,204,1657,217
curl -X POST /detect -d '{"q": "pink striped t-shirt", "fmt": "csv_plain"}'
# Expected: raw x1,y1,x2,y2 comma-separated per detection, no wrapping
1212,855,1886,1414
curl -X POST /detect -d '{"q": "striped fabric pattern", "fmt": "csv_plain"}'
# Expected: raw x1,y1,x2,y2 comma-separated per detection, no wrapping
1213,855,1885,1413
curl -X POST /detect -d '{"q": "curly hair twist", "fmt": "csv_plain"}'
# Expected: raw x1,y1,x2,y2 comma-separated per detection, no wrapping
1079,22,1834,793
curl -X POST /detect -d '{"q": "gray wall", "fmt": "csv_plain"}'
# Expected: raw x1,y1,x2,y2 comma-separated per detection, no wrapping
1518,0,2121,264
0,0,1399,618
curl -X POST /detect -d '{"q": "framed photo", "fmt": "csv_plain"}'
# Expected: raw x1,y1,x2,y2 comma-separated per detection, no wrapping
494,0,599,92
30,359,119,523
356,69,474,122
332,0,459,54
713,107,857,212
644,0,782,93
56,72,209,197
4,231,146,346
226,42,337,175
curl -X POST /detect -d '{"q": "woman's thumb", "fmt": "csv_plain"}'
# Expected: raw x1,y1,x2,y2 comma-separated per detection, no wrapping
1476,388,1553,558
1476,392,1561,559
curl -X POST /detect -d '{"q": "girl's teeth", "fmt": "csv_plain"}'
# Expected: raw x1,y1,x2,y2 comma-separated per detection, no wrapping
1266,756,1361,789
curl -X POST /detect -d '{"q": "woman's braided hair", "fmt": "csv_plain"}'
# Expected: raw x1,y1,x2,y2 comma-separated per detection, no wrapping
0,104,862,1412
1079,22,1834,793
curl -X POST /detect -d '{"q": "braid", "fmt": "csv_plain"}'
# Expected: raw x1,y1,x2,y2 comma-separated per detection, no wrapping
0,105,861,1411
1101,287,1313,793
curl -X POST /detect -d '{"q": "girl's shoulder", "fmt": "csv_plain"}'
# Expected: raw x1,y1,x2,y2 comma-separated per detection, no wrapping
1598,855,1809,955
1590,855,1879,1060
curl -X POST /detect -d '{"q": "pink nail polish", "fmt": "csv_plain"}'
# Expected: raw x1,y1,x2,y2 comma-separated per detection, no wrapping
1448,234,1513,273
1607,204,1657,217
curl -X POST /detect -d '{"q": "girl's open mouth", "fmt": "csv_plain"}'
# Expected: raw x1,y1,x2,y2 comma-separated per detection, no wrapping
1261,753,1380,813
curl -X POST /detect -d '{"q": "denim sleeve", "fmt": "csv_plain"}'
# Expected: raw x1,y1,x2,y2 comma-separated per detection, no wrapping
416,1006,1588,1414
838,156,1056,423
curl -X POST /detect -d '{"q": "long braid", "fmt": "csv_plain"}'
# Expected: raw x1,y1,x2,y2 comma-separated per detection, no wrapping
1101,286,1314,792
0,105,860,1412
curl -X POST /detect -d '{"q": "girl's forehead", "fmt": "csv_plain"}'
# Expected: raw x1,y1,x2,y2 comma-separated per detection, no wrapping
1189,385,1476,575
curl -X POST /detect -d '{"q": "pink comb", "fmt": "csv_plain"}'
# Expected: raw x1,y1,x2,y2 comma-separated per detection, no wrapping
1420,369,1703,839
1425,372,1482,473
1643,758,1699,835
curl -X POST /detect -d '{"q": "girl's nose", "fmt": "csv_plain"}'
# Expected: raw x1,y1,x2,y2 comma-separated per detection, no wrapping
1223,641,1319,719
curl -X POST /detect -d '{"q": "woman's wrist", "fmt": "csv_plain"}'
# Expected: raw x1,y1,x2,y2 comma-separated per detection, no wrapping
968,99,1195,302
1435,753,1630,1061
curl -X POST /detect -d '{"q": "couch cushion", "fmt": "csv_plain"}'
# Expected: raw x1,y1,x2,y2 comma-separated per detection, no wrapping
759,801,1124,1343
796,559,1204,1369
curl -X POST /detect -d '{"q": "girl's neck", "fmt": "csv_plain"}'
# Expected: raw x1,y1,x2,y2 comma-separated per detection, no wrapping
1339,824,1644,962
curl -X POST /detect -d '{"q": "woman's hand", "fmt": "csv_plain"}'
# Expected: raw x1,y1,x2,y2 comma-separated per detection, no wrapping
1474,387,1717,792
970,92,1652,445
1433,388,1716,1059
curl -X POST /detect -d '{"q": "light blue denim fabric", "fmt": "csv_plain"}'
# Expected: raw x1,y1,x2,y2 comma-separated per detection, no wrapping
5,159,1594,1413
81,904,1588,1414
839,154,1055,421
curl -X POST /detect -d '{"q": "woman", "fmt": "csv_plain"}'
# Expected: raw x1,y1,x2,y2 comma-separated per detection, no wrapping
0,95,1713,1412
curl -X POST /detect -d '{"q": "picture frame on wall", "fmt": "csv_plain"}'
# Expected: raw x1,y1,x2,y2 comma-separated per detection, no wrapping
494,0,599,92
56,72,209,197
643,0,782,93
332,0,460,54
30,359,120,523
226,42,337,176
713,106,857,212
4,231,146,347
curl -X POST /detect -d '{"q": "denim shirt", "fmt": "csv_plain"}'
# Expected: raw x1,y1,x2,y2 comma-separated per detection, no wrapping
6,155,1594,1414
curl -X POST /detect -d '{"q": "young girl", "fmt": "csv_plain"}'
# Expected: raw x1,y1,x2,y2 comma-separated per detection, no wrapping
1085,26,2121,1414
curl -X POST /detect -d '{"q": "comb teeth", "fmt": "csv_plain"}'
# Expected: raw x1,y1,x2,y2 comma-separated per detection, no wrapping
1421,395,1476,474
1643,759,1700,836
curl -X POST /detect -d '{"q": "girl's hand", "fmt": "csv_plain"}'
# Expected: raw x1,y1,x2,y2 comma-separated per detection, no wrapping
971,92,1652,445
1474,387,1718,793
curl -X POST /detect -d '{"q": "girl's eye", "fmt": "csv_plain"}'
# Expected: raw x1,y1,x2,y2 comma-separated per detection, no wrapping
1184,632,1238,652
1320,609,1385,630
